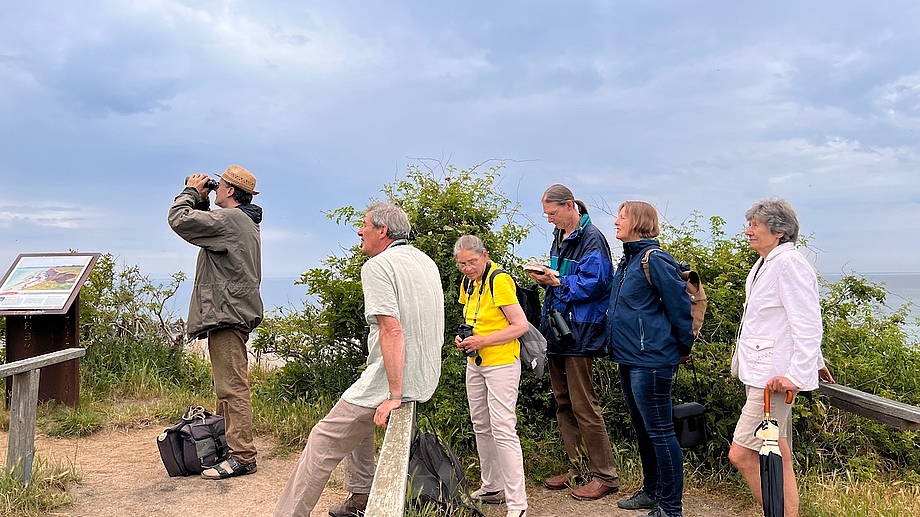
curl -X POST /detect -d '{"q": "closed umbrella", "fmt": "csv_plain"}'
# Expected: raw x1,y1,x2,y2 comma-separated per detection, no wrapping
755,388,794,517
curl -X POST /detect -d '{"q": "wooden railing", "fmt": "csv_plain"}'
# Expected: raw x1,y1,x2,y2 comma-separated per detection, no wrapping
818,381,920,430
365,401,416,517
1,347,86,483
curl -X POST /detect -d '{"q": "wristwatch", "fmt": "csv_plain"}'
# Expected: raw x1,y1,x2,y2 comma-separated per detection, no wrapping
387,392,402,401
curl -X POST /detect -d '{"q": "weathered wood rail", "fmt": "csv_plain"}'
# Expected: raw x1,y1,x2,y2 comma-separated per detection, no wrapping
365,401,417,517
818,381,920,430
1,347,86,483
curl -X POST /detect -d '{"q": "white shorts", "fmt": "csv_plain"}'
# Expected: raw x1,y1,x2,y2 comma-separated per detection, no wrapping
732,385,795,451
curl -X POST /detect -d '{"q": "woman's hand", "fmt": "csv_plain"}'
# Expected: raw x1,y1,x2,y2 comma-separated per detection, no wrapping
458,335,486,354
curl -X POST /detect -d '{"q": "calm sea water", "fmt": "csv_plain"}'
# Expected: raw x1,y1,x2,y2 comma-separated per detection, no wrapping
822,273,920,322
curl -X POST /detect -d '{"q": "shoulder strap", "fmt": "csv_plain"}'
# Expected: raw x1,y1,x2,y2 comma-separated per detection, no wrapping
487,268,509,295
489,269,514,320
640,248,662,285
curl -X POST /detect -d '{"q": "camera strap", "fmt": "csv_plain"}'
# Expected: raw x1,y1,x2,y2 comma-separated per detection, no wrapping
462,262,492,326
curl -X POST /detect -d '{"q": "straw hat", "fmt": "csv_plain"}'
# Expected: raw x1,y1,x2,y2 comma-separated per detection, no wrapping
219,165,259,195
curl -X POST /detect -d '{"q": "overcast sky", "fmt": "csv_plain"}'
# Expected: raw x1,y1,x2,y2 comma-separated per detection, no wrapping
2,1,919,292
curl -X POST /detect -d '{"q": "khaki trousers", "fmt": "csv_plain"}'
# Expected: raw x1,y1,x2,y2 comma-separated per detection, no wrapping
208,328,257,464
273,400,376,517
549,355,619,485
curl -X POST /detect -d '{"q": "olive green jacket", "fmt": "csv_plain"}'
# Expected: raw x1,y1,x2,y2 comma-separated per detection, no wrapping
168,188,263,338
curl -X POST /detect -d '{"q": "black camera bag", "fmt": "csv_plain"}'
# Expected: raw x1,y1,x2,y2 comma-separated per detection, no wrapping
673,401,708,448
671,359,710,449
157,406,229,476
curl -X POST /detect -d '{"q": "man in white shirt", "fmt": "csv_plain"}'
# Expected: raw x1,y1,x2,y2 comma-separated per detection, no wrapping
273,202,444,517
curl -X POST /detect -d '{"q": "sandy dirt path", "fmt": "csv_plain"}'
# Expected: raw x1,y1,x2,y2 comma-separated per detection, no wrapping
2,426,759,517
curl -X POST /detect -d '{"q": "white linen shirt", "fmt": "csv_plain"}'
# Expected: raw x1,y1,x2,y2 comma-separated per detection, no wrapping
737,242,824,391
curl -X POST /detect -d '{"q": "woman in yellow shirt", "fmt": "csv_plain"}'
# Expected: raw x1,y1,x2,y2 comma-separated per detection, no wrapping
454,235,529,517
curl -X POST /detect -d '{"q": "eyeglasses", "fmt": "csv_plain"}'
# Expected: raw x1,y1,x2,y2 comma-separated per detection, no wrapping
456,257,481,269
542,202,569,219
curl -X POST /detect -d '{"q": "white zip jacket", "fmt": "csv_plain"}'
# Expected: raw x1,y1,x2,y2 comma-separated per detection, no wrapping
737,242,824,391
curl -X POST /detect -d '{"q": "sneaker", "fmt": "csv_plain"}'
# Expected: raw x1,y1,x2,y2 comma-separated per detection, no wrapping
200,456,257,479
647,507,675,517
506,510,526,517
471,487,506,504
328,493,368,517
617,489,659,510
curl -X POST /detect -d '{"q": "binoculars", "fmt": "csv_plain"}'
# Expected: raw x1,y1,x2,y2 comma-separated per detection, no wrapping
457,324,476,357
185,176,219,190
549,309,573,341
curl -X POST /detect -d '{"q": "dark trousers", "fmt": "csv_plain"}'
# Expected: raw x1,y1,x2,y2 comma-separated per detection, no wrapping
619,364,684,516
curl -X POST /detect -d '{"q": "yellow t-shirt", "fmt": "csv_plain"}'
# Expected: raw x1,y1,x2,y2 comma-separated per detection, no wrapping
458,265,521,367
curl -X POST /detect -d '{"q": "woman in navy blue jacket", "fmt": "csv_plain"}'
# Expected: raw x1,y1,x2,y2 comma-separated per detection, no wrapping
525,184,620,502
607,201,694,517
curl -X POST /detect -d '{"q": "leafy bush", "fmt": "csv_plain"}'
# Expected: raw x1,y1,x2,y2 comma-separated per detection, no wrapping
78,253,212,399
253,163,920,483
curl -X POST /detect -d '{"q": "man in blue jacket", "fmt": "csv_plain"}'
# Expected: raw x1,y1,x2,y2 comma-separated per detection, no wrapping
526,184,620,501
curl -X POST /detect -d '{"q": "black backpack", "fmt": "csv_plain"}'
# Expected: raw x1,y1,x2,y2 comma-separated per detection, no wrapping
156,406,229,477
407,431,484,516
462,269,542,328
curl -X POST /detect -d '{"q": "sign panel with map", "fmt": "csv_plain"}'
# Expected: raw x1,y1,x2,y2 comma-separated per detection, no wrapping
0,253,100,315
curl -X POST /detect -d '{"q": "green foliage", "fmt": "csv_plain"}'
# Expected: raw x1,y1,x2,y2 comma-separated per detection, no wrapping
38,403,105,437
78,253,212,400
252,304,365,402
80,253,187,346
801,274,920,478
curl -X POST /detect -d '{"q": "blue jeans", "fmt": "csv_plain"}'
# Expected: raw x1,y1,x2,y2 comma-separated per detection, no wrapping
619,365,683,517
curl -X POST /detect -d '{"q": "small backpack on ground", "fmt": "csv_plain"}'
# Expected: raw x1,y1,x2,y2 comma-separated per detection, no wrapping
462,269,547,377
407,431,484,516
641,248,708,337
157,406,229,477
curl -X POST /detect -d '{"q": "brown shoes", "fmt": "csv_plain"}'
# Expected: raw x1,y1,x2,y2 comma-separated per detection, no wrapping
328,493,368,517
543,469,578,490
570,478,619,501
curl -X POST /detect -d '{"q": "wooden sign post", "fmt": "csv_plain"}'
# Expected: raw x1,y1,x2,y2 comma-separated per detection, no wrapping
0,253,99,409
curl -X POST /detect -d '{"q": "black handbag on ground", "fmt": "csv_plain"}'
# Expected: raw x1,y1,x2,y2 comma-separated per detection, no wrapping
672,359,709,448
157,406,229,476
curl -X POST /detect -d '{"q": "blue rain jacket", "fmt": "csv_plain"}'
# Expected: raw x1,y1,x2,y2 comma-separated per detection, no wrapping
607,239,695,368
541,214,613,357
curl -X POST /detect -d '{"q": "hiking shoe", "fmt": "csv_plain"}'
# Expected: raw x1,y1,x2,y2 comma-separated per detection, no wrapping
200,456,257,479
543,469,578,490
647,507,675,517
471,487,506,504
618,489,659,510
570,478,618,501
328,493,368,517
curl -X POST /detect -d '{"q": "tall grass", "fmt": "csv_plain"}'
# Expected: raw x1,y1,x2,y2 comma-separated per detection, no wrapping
802,473,920,517
0,456,80,517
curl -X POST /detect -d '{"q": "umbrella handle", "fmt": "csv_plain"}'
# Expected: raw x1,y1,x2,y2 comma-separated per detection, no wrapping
763,387,796,416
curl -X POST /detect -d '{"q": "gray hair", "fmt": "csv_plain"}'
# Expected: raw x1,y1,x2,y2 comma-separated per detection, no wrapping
365,202,411,240
745,198,799,244
542,183,588,216
453,235,486,256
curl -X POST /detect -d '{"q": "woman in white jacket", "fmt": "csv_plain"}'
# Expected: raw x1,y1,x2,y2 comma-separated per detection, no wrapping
728,198,833,517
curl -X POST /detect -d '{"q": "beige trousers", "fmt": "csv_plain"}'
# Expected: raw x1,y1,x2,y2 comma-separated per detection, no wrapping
273,400,376,517
208,328,257,464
